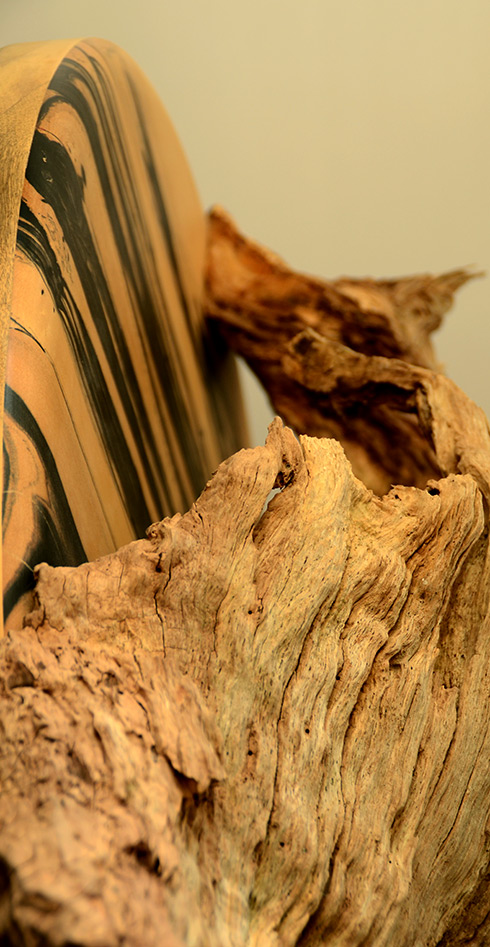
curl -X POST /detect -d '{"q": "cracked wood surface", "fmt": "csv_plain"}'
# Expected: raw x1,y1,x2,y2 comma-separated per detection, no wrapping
2,207,490,945
3,402,490,944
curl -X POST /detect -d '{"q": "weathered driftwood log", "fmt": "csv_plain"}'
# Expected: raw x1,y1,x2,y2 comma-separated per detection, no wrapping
2,215,490,946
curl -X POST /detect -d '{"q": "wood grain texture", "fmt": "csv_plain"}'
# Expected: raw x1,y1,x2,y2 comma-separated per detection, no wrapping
204,207,482,496
1,40,248,631
2,49,490,947
2,400,490,944
0,39,81,633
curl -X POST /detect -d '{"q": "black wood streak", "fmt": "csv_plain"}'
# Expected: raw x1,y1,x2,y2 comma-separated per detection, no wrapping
3,388,87,622
4,43,219,621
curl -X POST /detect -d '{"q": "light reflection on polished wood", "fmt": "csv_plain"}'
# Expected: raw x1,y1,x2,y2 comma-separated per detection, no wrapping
0,38,248,631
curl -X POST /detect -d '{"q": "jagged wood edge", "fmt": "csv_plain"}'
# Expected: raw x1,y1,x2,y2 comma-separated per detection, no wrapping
204,207,485,496
1,388,490,944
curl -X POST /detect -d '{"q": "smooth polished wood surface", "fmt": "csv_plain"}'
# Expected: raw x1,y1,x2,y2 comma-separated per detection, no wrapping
1,38,248,631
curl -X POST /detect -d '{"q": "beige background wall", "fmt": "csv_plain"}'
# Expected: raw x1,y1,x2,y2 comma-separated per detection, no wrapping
2,0,489,446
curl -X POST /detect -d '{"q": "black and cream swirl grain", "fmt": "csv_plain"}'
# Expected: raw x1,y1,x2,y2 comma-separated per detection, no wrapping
2,39,246,627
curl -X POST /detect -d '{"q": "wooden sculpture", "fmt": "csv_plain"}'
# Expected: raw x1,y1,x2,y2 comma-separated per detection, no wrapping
0,37,247,632
1,37,490,947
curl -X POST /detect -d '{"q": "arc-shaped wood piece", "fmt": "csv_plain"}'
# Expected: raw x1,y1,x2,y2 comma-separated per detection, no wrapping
0,39,248,632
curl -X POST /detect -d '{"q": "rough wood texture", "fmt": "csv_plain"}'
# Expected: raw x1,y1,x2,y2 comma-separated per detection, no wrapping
205,207,483,496
2,211,490,946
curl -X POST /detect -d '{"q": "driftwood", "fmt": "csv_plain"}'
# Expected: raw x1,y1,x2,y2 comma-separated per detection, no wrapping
205,207,483,496
2,212,490,946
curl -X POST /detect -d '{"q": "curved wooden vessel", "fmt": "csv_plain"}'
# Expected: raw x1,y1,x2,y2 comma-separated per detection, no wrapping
0,38,248,631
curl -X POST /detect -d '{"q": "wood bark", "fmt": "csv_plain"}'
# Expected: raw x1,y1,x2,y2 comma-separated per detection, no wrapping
2,211,490,946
